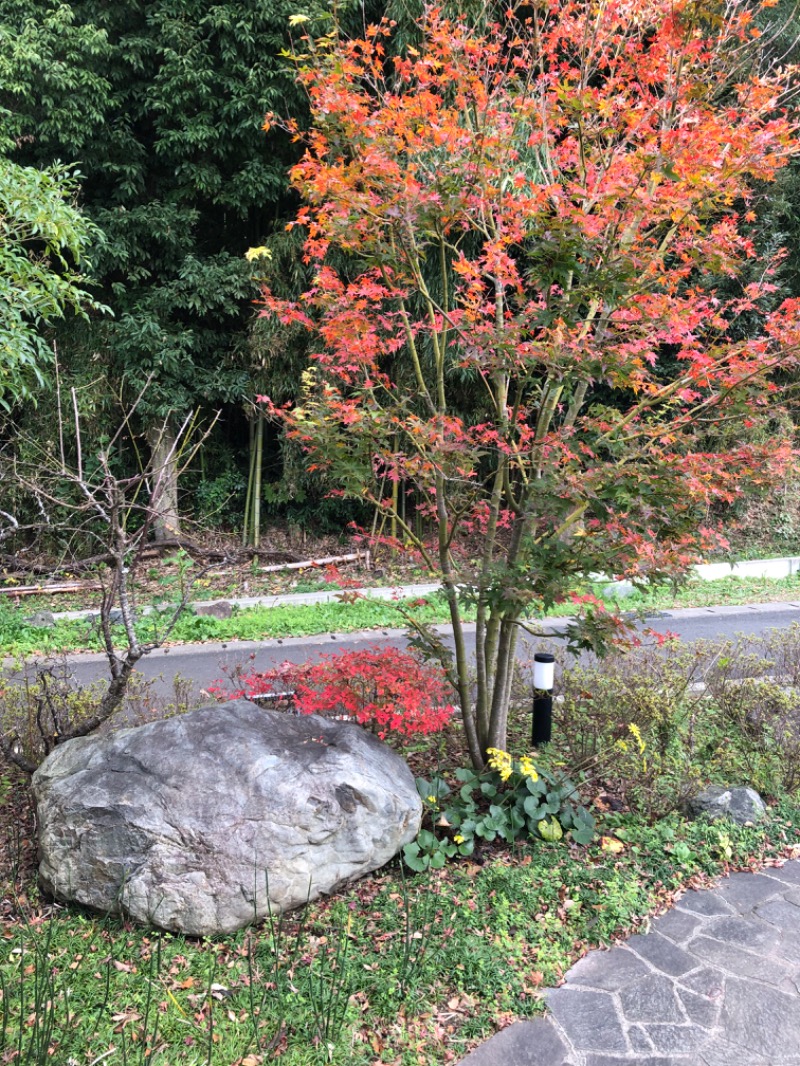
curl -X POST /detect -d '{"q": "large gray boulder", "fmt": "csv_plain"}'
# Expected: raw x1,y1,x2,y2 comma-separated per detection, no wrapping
32,700,422,935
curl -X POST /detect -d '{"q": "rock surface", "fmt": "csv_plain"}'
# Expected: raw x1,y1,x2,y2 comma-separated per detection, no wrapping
458,862,800,1065
32,700,421,935
86,607,128,626
687,785,767,825
194,600,233,619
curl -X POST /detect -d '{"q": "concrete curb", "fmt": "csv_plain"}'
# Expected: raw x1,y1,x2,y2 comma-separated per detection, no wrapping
49,582,443,623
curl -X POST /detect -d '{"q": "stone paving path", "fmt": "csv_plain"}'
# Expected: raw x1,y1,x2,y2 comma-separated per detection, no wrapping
459,860,800,1065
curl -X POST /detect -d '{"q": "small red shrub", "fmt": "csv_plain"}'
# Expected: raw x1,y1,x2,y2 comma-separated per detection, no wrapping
209,646,455,738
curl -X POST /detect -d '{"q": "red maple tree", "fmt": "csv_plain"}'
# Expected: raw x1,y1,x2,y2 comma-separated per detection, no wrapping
260,1,800,768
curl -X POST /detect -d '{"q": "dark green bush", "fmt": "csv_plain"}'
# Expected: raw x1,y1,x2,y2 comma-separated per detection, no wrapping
550,626,800,817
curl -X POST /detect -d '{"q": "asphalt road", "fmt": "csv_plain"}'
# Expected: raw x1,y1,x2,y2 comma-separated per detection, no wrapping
51,599,800,704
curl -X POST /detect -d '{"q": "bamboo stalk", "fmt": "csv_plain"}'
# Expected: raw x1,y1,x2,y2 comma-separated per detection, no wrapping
242,415,255,548
253,411,264,550
253,551,367,574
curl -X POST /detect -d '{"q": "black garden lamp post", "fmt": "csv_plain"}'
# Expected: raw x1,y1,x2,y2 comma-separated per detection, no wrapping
532,652,555,747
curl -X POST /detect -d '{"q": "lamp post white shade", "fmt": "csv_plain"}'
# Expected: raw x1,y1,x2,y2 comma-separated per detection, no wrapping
533,653,555,692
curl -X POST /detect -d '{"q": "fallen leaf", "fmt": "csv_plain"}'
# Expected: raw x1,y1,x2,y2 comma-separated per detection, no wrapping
601,836,625,854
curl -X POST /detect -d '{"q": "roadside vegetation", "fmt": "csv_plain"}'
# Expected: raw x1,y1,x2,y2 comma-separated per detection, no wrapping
3,571,800,659
0,593,456,658
602,572,800,612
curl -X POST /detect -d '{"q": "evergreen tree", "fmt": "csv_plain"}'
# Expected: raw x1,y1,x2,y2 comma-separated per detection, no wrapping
0,0,306,535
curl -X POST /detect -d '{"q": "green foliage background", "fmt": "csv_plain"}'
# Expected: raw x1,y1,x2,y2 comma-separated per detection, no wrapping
1,0,800,541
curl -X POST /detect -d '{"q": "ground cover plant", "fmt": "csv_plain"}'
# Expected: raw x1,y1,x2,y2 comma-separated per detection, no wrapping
3,628,800,1061
1,776,799,1064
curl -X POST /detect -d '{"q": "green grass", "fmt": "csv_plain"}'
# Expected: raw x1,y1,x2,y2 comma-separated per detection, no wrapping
3,804,799,1065
596,572,800,611
5,619,800,1062
3,572,800,658
0,595,461,658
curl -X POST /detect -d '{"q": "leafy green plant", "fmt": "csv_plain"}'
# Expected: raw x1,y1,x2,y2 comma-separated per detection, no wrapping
403,828,459,871
405,754,595,871
403,775,464,871
193,466,245,525
156,548,196,603
445,753,596,851
0,156,104,410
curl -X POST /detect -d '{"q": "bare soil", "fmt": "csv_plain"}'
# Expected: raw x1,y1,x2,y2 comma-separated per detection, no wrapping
0,526,432,615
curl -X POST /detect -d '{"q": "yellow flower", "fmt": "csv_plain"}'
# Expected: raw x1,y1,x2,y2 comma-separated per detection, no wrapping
518,756,538,781
628,723,646,755
486,747,513,781
454,834,465,844
615,739,629,752
426,795,437,804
